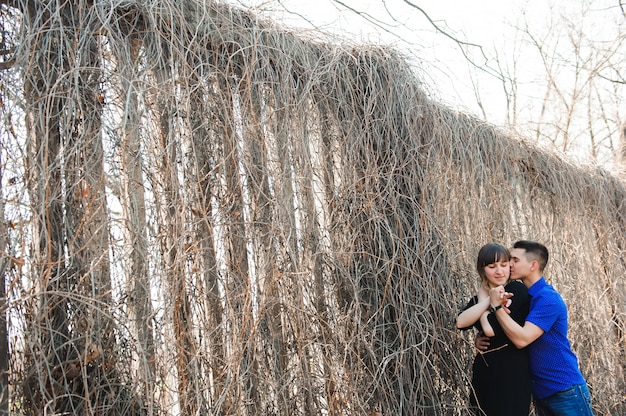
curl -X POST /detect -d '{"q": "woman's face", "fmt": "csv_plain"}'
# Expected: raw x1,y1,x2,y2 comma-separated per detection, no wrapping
483,259,510,288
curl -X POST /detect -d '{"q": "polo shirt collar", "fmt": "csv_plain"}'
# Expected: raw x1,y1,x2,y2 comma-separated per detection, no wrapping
528,276,547,297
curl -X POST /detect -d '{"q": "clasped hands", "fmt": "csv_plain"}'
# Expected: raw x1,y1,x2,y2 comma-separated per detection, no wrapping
489,285,513,313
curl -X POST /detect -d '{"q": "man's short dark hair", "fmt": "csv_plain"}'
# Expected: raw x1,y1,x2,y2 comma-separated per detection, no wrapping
513,240,549,272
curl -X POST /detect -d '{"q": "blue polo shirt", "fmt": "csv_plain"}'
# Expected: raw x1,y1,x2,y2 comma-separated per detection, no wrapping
526,277,586,399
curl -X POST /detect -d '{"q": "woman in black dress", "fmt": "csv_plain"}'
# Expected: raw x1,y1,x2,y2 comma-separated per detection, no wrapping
456,243,531,416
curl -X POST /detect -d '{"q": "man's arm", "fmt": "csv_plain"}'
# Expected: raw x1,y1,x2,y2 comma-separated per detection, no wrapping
493,309,543,348
490,286,544,348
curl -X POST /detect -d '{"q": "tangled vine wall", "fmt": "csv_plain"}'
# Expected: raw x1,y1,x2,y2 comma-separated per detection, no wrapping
0,0,624,415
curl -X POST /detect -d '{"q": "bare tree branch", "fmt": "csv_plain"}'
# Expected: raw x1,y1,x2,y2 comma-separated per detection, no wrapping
400,0,504,80
0,56,14,70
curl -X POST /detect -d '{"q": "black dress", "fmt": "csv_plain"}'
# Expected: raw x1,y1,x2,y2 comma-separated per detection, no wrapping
459,281,531,416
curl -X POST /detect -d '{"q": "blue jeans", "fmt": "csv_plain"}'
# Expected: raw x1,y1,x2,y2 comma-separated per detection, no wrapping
535,384,594,416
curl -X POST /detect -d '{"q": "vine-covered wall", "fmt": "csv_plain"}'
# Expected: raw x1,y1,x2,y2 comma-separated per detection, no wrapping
0,1,624,414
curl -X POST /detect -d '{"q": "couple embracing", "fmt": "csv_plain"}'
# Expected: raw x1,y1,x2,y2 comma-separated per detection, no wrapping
456,240,593,416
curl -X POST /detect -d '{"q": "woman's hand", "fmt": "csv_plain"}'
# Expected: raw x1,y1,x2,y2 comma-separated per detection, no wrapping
489,285,513,312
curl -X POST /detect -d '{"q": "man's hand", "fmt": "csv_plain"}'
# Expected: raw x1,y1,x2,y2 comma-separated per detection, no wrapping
489,286,513,308
475,331,490,352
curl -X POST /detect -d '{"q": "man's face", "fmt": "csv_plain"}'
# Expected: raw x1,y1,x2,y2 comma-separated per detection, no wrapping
510,248,532,280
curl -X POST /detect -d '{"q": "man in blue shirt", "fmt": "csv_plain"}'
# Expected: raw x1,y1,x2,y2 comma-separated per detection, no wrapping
488,240,593,416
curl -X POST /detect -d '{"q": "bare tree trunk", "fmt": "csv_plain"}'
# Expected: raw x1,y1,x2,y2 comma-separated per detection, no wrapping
239,79,291,414
148,33,198,414
20,7,75,414
0,154,9,414
615,123,626,179
220,79,259,415
23,21,70,413
268,103,318,413
116,36,157,406
188,81,226,410
63,10,121,412
21,4,134,414
295,103,340,415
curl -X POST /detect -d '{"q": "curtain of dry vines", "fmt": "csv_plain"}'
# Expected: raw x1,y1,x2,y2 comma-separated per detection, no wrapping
0,1,625,415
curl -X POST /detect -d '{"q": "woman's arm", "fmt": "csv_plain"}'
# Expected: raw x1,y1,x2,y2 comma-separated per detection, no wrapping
477,286,495,336
479,311,495,337
456,295,491,330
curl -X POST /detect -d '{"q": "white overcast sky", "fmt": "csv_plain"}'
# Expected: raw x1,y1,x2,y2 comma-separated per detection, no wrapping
232,0,623,135
234,0,546,124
